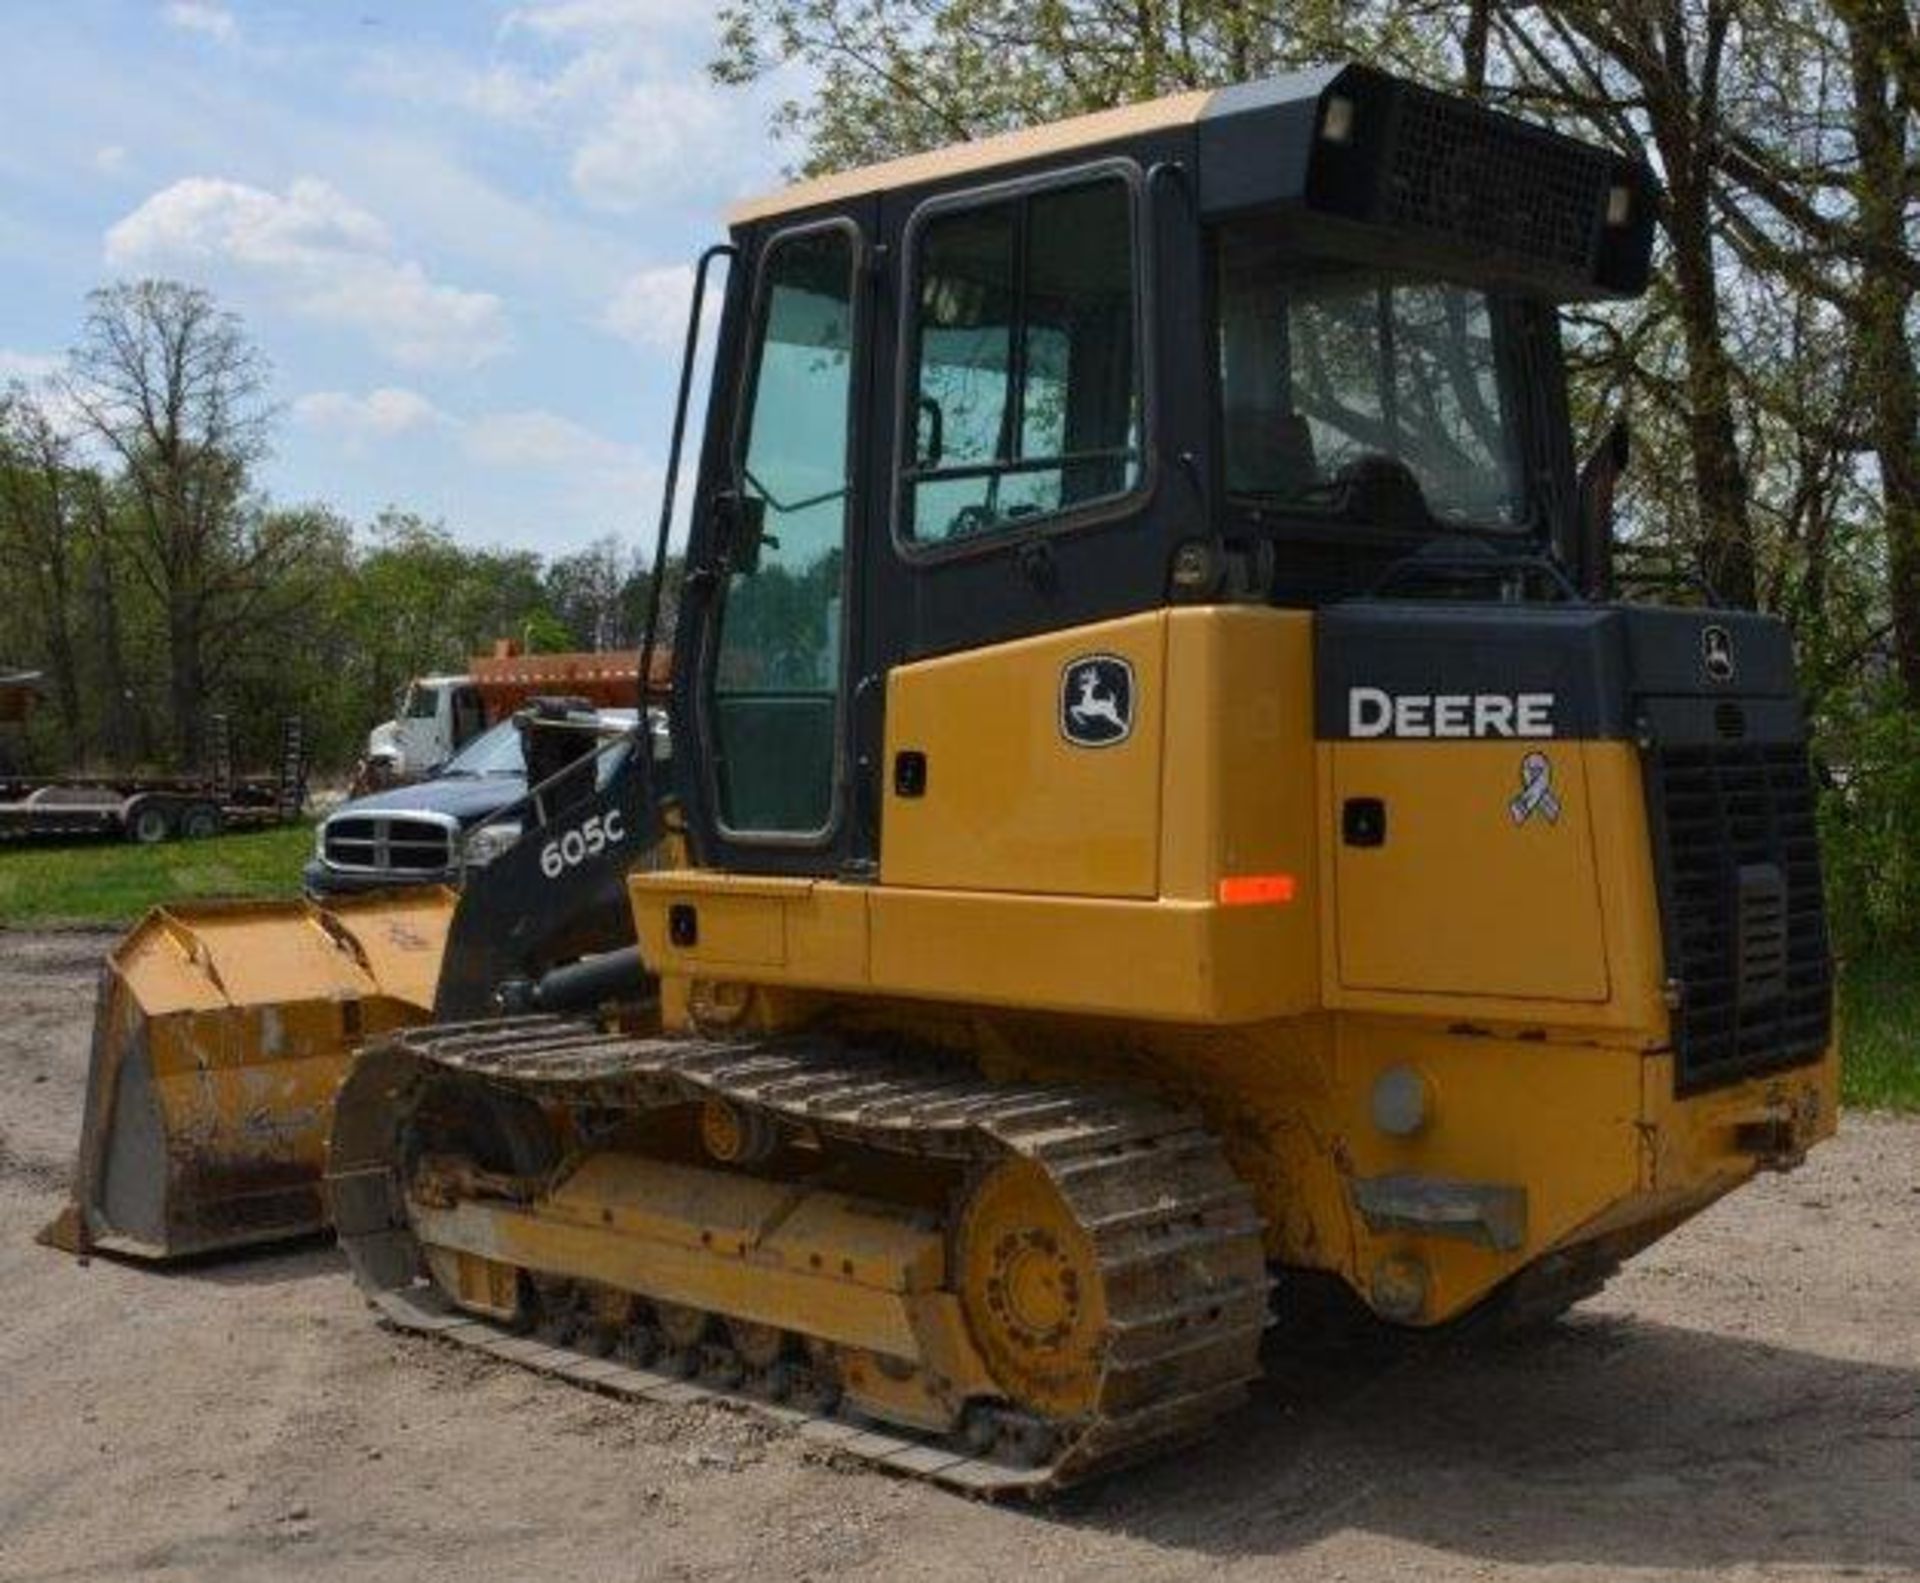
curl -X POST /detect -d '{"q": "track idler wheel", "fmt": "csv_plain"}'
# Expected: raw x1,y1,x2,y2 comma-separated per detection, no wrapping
957,1158,1107,1420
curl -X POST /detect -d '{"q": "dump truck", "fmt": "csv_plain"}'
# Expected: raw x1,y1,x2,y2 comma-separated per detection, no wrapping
358,643,667,790
51,63,1836,1496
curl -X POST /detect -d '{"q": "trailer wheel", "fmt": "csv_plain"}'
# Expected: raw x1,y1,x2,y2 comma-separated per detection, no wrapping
181,803,223,840
127,801,174,845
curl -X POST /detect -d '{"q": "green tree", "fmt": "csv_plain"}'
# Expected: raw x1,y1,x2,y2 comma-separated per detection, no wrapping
0,389,88,741
61,281,298,765
714,1,1434,175
545,535,640,650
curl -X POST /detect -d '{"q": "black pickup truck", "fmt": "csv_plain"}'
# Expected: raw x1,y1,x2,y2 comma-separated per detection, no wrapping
304,708,661,896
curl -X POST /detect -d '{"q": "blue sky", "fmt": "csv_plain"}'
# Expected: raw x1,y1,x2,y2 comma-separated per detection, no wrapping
0,1,800,556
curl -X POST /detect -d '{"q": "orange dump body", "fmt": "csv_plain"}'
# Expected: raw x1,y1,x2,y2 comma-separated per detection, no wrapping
466,644,670,720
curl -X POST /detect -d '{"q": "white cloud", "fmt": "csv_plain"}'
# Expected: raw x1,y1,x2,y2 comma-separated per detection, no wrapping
107,175,385,264
289,388,658,542
464,409,638,472
460,409,659,540
0,350,63,386
469,408,665,546
94,145,130,177
163,2,237,43
293,387,447,444
105,177,507,369
570,82,738,213
603,264,694,351
357,1,778,213
350,54,551,126
295,389,647,486
504,0,697,42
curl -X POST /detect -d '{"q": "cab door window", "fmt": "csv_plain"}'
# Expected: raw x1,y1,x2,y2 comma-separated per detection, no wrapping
710,223,859,837
901,173,1142,548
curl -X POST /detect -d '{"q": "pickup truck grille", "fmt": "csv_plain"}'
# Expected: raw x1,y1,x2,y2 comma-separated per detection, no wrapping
1644,741,1832,1093
323,814,454,875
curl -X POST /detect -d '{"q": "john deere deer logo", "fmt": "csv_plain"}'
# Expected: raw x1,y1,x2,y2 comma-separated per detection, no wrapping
1061,655,1134,747
1702,624,1736,684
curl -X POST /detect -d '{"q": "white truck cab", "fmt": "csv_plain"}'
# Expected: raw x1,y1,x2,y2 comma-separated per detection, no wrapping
363,676,488,786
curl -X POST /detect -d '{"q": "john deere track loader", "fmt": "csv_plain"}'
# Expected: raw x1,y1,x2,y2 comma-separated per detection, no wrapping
62,61,1839,1494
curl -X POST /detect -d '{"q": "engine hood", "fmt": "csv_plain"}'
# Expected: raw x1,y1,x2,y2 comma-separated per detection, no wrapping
329,775,525,826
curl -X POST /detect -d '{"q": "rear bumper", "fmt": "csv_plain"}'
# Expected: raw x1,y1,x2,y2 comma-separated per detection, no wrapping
1324,1018,1840,1328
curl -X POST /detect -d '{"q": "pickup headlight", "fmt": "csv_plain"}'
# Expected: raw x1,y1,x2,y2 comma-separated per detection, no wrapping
463,821,523,868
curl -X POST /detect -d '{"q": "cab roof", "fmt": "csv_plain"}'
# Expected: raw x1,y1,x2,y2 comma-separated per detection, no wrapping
728,62,1655,300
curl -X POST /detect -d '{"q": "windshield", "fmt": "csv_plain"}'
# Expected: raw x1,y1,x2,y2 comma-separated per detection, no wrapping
1216,222,1527,531
439,718,523,777
439,710,642,782
404,683,441,719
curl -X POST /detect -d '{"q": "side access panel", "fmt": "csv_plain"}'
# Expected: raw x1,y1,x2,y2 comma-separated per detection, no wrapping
881,614,1166,898
1316,603,1625,1007
1329,741,1610,1002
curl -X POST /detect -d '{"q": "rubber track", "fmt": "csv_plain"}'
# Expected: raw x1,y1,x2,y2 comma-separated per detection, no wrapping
328,1015,1273,1495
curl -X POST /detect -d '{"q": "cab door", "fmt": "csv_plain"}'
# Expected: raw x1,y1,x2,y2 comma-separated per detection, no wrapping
688,207,873,872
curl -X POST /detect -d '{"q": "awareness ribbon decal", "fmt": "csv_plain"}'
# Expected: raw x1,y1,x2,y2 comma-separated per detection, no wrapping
1509,751,1561,826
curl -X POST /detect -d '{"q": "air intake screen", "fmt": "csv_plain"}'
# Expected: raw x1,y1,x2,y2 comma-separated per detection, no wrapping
1380,89,1609,274
1644,742,1832,1093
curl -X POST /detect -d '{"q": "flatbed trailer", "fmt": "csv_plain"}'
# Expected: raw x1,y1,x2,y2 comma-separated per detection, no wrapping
0,717,307,844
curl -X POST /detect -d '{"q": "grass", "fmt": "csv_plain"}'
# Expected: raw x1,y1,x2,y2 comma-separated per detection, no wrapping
1838,951,1920,1111
2,819,1916,1110
0,820,314,928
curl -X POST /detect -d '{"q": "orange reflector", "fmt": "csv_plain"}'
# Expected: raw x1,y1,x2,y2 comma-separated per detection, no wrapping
1217,873,1297,907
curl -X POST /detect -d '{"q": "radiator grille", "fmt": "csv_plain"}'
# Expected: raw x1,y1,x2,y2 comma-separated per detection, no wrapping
1382,89,1608,273
1644,742,1832,1092
322,814,455,875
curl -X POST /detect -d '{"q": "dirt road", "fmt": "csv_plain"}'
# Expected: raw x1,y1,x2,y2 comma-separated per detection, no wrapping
2,927,1916,1582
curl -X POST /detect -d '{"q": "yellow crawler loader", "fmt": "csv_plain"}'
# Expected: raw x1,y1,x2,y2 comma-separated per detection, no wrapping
63,64,1841,1495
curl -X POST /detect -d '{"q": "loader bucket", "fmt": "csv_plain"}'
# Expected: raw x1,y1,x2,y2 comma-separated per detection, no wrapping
39,888,455,1261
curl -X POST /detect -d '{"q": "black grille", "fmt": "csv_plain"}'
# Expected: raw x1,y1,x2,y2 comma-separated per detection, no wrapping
1382,88,1609,273
323,814,454,874
1644,742,1832,1092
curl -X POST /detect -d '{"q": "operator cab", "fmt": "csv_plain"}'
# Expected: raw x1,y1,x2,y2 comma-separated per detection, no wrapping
671,63,1656,877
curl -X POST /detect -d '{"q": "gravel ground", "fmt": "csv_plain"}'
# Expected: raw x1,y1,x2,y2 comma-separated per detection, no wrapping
2,926,1917,1583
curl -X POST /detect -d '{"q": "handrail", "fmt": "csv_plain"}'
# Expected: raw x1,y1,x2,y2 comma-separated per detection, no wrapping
639,241,736,710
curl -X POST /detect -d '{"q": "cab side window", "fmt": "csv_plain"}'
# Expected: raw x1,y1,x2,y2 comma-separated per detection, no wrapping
712,223,858,836
901,174,1142,547
451,686,486,747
